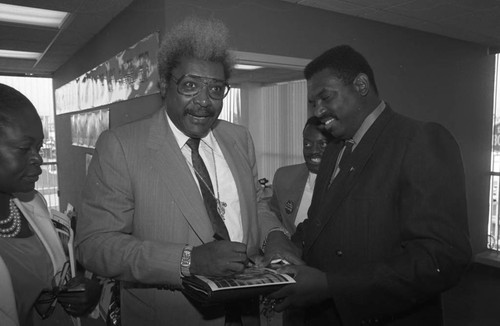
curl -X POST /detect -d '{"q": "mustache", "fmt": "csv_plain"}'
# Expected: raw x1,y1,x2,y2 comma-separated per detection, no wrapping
185,109,215,117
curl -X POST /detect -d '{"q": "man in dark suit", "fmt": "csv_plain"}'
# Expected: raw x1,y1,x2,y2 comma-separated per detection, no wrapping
270,45,471,325
76,16,300,326
269,117,335,234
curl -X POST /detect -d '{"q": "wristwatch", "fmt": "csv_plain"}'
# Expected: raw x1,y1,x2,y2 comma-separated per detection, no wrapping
180,245,193,277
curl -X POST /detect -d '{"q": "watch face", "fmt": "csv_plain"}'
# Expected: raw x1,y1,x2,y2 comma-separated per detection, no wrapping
181,253,190,265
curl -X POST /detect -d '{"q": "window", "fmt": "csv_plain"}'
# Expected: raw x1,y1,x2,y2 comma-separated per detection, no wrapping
0,76,59,210
220,88,241,123
489,55,500,250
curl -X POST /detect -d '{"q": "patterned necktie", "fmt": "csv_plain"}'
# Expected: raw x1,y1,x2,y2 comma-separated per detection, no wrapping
328,139,355,189
186,138,230,241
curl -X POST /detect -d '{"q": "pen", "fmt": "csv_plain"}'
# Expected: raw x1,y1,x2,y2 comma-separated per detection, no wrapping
214,233,225,241
246,256,256,267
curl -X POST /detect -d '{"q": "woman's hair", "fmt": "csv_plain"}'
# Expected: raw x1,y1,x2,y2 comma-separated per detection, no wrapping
157,16,234,84
0,83,36,132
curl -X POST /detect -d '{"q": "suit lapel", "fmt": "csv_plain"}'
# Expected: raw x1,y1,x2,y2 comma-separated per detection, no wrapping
14,192,67,277
146,110,214,242
305,107,396,254
283,164,309,231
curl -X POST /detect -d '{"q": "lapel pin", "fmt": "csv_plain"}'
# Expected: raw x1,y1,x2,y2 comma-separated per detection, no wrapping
285,200,294,214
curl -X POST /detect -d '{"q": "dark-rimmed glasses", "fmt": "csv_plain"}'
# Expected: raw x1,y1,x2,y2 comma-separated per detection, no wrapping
171,74,230,100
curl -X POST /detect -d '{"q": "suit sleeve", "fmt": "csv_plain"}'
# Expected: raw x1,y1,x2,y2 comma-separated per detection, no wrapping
75,130,185,287
268,169,284,224
328,123,472,323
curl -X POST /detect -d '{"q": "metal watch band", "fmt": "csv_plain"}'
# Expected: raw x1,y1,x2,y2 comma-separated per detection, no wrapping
180,244,193,277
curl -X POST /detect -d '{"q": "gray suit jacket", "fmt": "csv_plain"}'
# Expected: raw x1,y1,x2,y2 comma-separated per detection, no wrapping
269,163,309,234
76,109,281,326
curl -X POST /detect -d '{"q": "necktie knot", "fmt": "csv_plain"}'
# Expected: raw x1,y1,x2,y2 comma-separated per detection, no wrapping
343,139,354,152
338,139,355,171
329,139,355,189
186,138,201,152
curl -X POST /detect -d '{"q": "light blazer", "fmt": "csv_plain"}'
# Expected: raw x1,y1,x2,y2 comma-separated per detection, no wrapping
76,108,282,326
15,191,67,279
0,191,68,326
0,255,18,326
269,163,309,234
293,106,472,325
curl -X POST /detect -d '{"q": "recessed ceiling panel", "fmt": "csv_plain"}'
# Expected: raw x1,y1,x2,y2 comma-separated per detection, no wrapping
0,24,57,52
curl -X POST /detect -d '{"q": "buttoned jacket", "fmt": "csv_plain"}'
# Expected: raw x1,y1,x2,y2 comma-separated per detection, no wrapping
76,108,282,326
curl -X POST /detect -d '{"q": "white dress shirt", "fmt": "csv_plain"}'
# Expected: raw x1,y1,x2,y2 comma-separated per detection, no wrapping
166,113,243,242
294,172,317,226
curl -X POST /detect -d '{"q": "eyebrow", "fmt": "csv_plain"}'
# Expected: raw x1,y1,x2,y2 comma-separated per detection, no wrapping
8,135,41,145
184,74,226,83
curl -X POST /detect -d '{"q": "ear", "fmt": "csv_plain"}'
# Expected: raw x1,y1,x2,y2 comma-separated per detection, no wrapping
353,73,370,97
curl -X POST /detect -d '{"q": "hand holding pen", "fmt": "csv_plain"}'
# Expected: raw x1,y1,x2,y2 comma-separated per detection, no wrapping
190,240,251,277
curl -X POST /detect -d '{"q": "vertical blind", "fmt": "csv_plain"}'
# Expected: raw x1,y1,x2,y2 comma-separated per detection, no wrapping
257,80,308,182
221,88,241,124
218,80,307,184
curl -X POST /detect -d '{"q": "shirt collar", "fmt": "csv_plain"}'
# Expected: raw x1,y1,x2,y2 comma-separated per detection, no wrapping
351,100,386,147
164,108,216,148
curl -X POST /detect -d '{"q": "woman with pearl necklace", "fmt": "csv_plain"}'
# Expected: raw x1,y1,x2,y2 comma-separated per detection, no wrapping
0,83,100,326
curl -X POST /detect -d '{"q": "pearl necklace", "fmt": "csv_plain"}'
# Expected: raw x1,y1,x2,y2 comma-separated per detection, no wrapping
0,199,22,238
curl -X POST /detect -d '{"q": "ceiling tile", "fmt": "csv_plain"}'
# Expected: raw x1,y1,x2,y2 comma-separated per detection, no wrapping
276,0,500,48
360,10,428,30
440,9,500,41
451,0,500,10
329,0,415,10
300,0,376,16
0,25,57,52
386,1,471,22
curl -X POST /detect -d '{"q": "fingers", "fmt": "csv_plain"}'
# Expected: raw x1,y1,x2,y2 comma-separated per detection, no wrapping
264,285,293,313
252,255,265,267
224,243,250,266
276,265,297,277
192,241,250,276
273,296,290,312
229,241,248,253
225,262,246,274
227,251,248,262
61,302,83,316
268,282,293,299
282,254,305,266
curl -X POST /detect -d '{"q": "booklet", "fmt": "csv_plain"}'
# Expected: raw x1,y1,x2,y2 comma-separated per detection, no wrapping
49,207,81,326
182,266,295,305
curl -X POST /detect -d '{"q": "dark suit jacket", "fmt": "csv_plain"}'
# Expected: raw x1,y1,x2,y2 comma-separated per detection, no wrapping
76,109,282,326
293,106,471,326
269,163,309,234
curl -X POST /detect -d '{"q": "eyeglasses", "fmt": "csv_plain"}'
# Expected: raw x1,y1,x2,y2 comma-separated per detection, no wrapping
34,261,71,319
171,74,230,100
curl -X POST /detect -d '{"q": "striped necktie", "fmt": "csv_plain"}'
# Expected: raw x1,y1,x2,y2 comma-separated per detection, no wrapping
186,138,230,241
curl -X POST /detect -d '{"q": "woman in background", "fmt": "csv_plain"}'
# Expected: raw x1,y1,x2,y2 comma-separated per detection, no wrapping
0,83,99,326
